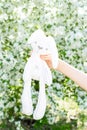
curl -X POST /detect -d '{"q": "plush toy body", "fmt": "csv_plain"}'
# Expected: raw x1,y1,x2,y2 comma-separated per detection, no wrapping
21,29,58,120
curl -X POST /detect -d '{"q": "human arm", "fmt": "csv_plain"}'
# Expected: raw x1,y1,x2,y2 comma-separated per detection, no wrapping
40,54,87,91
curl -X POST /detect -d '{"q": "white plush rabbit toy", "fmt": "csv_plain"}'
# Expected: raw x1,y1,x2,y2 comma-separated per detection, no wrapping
21,29,58,120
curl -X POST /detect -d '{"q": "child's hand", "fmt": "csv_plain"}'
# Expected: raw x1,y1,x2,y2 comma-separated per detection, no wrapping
40,54,54,69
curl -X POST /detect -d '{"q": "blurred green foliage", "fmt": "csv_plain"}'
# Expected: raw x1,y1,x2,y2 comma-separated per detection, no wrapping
0,0,87,129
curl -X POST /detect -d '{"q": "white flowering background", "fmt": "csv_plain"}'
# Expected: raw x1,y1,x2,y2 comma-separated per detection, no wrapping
0,0,87,129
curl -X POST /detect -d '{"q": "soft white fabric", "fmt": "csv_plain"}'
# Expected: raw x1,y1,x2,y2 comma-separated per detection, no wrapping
21,29,58,120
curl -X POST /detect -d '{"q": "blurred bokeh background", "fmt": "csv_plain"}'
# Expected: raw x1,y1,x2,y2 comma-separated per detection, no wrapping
0,0,87,129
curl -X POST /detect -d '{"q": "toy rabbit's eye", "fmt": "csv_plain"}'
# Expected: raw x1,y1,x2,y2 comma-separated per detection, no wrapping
38,46,43,49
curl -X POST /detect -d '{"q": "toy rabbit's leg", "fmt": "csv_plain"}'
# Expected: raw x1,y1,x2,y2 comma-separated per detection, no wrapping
33,79,46,120
21,78,33,115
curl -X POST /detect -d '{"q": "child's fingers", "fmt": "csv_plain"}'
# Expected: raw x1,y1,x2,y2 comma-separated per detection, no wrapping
40,54,53,68
40,54,51,60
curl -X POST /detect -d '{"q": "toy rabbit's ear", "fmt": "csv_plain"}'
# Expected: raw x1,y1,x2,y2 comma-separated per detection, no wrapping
28,29,46,44
46,36,58,69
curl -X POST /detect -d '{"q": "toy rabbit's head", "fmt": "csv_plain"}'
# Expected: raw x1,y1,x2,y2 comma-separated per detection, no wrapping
28,29,50,54
28,29,58,68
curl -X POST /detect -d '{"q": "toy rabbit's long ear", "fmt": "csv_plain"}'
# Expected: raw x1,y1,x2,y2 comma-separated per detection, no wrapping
21,77,33,115
21,60,33,116
27,29,46,45
33,78,46,120
47,36,58,69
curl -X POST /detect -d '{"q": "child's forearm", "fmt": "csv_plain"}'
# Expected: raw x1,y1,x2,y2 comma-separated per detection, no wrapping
57,59,87,91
